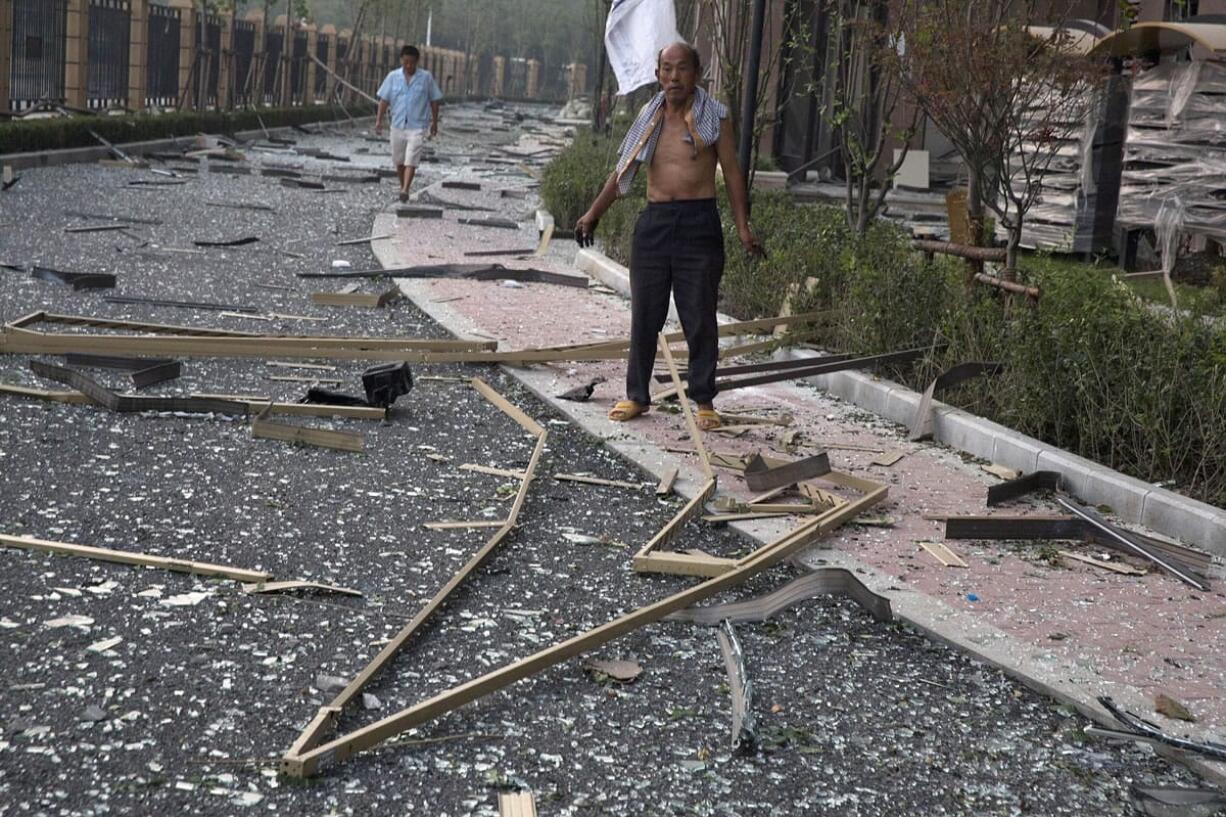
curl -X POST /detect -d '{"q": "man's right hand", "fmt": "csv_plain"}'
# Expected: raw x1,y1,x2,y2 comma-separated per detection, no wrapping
374,121,383,138
575,212,598,248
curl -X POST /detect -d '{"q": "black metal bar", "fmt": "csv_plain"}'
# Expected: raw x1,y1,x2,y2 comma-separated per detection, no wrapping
985,471,1063,506
30,266,116,290
743,452,830,492
1057,498,1209,591
656,350,855,383
944,515,1086,541
30,361,244,415
909,361,1003,440
1098,696,1226,761
711,347,930,392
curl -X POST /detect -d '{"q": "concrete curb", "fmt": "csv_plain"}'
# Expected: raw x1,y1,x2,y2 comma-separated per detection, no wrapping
376,213,1226,784
0,116,376,171
575,247,1224,558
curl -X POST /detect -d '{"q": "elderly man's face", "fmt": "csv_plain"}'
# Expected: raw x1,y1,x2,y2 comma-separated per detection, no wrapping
402,53,418,72
657,45,697,104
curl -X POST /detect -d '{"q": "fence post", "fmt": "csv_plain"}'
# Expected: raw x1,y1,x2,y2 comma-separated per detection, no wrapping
216,11,232,109
525,58,540,100
0,0,11,113
304,23,317,106
275,13,290,107
323,25,337,102
246,9,263,107
493,56,505,98
65,0,89,109
168,0,195,109
127,0,148,111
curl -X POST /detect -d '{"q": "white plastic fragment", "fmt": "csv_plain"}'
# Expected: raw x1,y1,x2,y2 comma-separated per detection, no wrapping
87,636,123,653
160,591,211,607
44,615,94,630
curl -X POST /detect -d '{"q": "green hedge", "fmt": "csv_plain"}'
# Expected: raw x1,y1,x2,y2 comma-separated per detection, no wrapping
0,103,375,154
717,194,1226,509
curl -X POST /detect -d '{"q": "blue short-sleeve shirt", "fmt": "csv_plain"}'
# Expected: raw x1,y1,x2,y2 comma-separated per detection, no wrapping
377,68,443,130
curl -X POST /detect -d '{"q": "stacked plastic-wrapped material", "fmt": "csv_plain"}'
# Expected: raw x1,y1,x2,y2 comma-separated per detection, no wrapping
996,88,1097,252
1117,60,1226,243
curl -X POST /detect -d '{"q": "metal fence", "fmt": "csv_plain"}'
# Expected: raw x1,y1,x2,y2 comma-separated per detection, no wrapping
202,14,221,107
315,35,329,97
290,28,308,104
146,3,179,108
232,19,256,107
9,0,68,111
87,0,131,110
262,28,283,105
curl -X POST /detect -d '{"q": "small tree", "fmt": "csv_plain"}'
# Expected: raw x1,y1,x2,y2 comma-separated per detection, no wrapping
890,0,1102,275
817,0,917,234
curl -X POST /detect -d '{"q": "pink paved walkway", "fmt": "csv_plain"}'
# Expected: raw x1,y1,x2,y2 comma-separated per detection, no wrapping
386,174,1226,750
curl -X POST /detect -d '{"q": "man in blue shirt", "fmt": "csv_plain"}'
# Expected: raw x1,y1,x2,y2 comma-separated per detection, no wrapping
375,45,443,203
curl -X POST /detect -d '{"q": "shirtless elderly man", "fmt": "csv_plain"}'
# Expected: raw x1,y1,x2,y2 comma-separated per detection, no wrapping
576,41,760,431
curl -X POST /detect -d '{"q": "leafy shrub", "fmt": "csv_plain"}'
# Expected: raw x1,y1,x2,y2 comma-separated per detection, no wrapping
717,193,857,324
539,127,620,232
0,103,375,154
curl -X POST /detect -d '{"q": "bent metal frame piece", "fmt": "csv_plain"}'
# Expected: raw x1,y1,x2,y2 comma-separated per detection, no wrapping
281,378,548,763
280,463,887,777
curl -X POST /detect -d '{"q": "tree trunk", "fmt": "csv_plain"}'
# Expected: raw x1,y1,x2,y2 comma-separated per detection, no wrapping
1004,223,1021,282
964,165,986,290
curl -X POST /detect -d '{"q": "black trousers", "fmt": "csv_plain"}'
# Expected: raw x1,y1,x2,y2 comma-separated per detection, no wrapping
627,198,725,406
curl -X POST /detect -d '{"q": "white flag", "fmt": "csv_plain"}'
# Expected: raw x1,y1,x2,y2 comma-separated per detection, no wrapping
605,0,681,96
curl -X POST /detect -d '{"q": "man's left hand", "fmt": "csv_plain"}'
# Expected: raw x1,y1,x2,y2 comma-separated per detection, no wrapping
739,225,764,259
429,121,439,139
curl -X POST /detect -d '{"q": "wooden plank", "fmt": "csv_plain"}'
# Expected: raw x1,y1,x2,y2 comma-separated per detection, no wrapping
871,450,906,467
267,361,338,371
266,374,343,385
251,417,365,452
656,466,679,496
281,473,885,777
919,541,968,568
632,551,738,578
658,333,713,480
423,520,508,531
243,580,363,597
553,473,643,490
0,533,272,583
1058,550,1147,576
459,464,527,479
282,380,546,760
748,485,790,505
499,792,537,817
0,383,91,405
702,512,791,523
311,288,400,308
533,221,554,257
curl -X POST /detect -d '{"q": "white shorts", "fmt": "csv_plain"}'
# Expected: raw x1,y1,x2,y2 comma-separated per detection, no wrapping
390,127,426,168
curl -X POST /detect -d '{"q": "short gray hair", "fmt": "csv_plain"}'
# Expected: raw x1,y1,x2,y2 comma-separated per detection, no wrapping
657,41,701,74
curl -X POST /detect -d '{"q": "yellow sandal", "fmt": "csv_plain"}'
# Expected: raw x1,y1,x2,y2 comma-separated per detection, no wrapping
608,400,649,422
696,408,722,431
